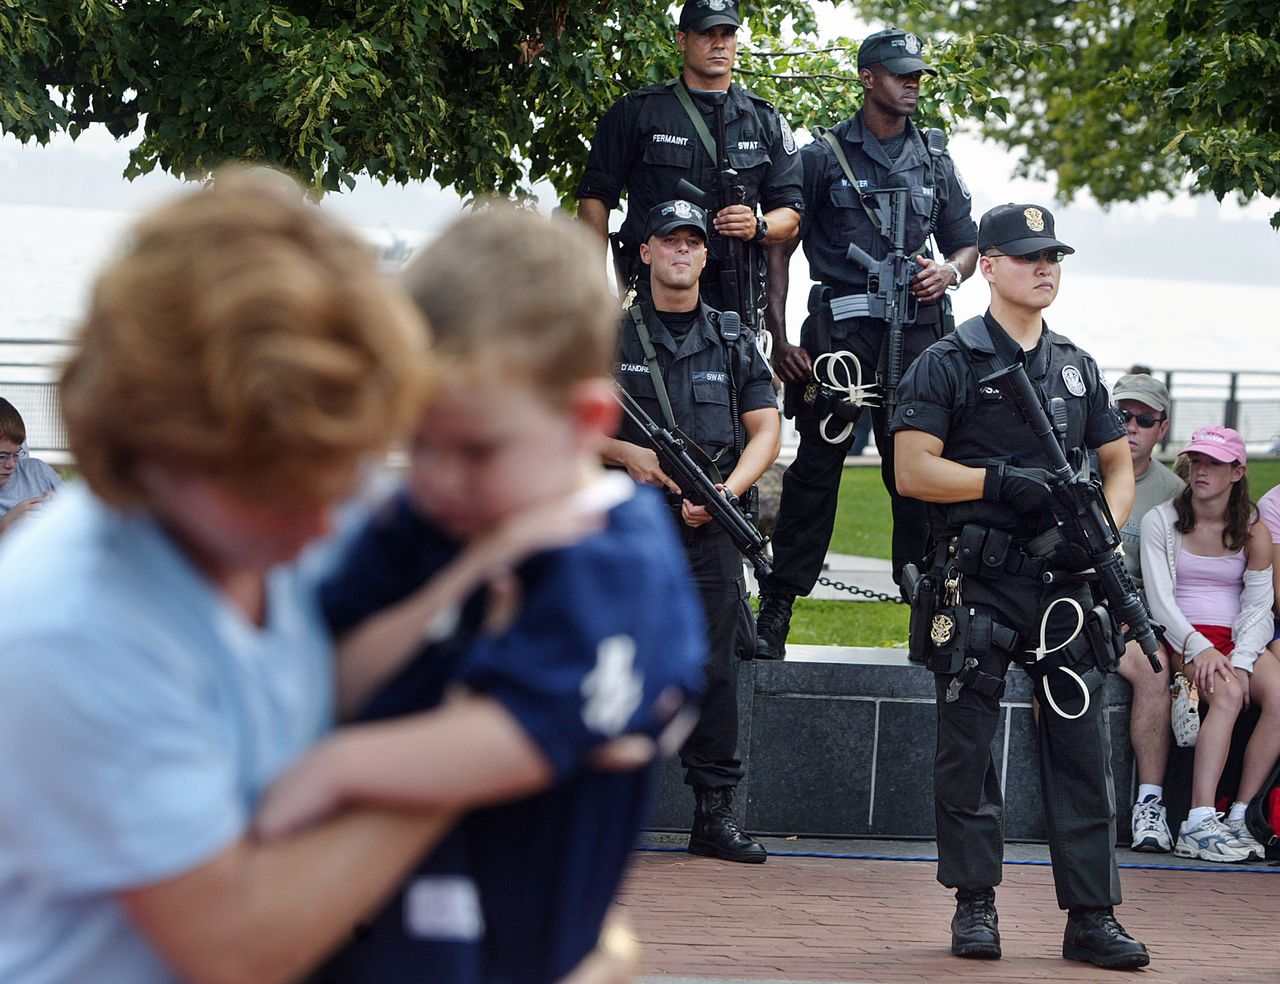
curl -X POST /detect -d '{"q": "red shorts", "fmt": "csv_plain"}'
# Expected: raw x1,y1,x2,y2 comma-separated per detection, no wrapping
1192,623,1235,657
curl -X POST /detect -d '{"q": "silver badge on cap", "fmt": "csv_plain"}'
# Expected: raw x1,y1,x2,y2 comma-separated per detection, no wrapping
707,0,727,9
1024,206,1045,232
673,200,694,218
904,33,922,54
1062,365,1086,397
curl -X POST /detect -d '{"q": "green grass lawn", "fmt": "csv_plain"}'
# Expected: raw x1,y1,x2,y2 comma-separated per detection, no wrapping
780,456,1280,650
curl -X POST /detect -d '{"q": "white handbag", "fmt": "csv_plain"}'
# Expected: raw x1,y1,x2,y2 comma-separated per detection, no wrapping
1170,671,1200,748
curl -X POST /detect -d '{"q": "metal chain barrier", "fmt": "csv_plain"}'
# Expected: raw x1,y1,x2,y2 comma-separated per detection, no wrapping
816,574,906,605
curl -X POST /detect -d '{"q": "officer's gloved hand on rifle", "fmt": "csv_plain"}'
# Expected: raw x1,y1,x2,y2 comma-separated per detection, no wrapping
983,462,1056,514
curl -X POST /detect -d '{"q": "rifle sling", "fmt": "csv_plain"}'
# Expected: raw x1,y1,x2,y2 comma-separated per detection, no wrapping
672,78,719,165
629,305,678,430
817,128,885,233
629,305,743,483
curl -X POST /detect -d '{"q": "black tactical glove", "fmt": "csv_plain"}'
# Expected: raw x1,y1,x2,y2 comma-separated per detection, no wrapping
983,463,1056,515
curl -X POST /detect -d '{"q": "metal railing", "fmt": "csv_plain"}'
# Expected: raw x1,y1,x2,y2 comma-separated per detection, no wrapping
1105,368,1280,453
6,344,1279,459
1,339,72,456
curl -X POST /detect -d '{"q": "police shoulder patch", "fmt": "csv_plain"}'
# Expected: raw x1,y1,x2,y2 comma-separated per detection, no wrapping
1061,365,1087,397
780,117,797,155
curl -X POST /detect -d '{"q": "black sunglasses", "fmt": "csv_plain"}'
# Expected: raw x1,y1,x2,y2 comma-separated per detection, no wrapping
1119,409,1166,429
986,249,1069,264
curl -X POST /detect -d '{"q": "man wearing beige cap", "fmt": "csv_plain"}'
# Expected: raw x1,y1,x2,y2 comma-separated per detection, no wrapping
1112,373,1182,853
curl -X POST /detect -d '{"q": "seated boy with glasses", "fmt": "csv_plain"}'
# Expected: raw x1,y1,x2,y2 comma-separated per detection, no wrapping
0,396,63,536
1112,373,1183,853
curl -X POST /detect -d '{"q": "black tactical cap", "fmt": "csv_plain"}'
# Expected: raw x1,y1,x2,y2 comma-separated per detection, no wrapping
857,28,937,76
644,200,708,241
678,0,741,32
978,203,1075,256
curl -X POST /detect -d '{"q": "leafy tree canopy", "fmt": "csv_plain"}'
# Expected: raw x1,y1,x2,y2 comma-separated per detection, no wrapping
1,1,1275,226
841,0,1279,227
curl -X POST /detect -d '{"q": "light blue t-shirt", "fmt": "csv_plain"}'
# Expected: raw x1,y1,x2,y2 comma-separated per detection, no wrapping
0,486,335,984
0,450,63,515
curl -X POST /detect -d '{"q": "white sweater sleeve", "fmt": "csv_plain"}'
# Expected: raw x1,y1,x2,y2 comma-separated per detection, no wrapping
1140,506,1213,662
1231,566,1275,672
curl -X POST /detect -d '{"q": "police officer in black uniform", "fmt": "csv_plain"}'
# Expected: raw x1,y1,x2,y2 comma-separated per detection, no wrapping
604,200,779,863
891,203,1149,970
577,0,802,309
755,28,978,659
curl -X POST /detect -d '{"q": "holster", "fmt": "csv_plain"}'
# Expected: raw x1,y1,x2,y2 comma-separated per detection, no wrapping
804,284,840,348
903,562,937,664
1018,604,1124,683
801,382,862,423
925,604,1019,682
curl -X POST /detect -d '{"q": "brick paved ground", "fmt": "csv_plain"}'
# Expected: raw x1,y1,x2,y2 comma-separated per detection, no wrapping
618,839,1279,984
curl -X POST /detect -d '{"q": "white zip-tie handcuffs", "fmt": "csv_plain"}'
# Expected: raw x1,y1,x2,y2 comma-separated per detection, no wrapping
1027,595,1092,720
812,350,879,445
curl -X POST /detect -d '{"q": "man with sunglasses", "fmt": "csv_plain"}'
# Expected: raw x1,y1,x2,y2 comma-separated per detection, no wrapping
892,203,1149,970
754,27,977,660
1112,373,1181,853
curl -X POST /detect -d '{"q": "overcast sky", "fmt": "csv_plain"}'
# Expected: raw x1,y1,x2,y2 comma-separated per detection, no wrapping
2,2,1277,285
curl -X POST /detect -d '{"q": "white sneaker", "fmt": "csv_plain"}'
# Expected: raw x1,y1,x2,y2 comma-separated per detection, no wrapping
1225,816,1265,861
1174,813,1251,863
1130,796,1172,852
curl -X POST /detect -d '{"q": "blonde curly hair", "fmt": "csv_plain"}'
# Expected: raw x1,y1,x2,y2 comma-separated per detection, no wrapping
61,166,427,507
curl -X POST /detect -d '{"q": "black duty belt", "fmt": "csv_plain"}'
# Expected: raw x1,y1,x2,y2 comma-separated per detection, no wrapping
939,523,1069,583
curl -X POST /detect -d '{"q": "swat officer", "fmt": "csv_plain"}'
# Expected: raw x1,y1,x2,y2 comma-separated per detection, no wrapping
604,199,780,863
891,203,1149,969
755,27,978,660
577,0,802,314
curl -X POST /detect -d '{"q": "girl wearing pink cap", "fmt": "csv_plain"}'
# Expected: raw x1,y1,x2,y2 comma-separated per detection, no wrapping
1140,426,1278,862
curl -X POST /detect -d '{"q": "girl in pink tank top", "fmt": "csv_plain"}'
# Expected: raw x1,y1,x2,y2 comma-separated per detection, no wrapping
1176,548,1246,653
1142,426,1278,862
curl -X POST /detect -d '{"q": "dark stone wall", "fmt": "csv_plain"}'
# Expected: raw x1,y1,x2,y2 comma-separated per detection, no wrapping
649,651,1139,843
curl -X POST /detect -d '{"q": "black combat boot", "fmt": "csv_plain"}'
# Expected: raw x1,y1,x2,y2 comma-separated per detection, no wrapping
1063,907,1149,969
688,787,767,863
754,591,794,660
951,888,1001,959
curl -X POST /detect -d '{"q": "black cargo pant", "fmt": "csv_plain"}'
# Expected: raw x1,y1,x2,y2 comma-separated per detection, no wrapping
933,572,1122,911
679,522,747,789
765,312,941,593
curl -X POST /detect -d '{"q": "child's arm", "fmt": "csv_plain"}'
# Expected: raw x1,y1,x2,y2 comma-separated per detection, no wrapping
336,501,604,718
257,688,671,840
256,690,555,838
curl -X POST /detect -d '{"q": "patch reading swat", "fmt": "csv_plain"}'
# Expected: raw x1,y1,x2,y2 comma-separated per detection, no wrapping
1061,365,1086,397
1023,206,1045,232
780,117,797,155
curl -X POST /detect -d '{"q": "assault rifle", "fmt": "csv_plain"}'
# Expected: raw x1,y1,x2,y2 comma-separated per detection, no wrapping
838,186,917,419
615,386,772,581
981,360,1163,673
673,91,757,329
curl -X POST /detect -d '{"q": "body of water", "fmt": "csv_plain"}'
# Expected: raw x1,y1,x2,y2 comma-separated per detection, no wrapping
3,201,1278,380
